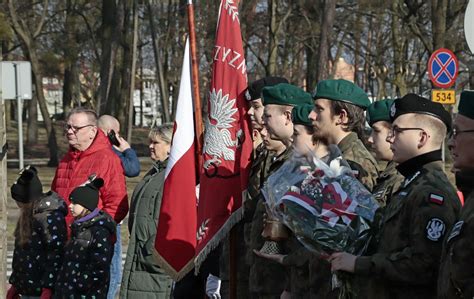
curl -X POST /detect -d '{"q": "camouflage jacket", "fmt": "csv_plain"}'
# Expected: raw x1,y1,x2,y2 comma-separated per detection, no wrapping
338,132,379,192
355,152,460,299
372,161,404,206
248,147,292,296
243,143,269,222
438,169,474,299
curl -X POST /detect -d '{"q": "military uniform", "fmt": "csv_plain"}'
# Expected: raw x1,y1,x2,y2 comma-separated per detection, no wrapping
248,148,292,299
220,143,268,299
354,151,460,299
338,132,379,192
372,161,404,206
437,170,474,298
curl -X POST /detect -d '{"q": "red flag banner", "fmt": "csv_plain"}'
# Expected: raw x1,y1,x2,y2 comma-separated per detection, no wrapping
195,0,253,268
154,38,197,280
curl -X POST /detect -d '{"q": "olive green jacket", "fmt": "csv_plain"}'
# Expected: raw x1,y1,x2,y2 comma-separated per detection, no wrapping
120,161,173,299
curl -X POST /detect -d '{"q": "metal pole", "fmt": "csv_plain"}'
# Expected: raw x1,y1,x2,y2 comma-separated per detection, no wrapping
14,63,24,170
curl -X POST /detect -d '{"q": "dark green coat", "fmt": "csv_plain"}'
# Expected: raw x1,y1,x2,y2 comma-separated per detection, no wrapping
355,154,460,299
120,161,173,299
338,132,379,192
438,169,474,299
372,161,404,206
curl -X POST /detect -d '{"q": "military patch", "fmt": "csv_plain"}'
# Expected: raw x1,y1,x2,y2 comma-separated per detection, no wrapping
429,193,444,205
390,102,396,117
446,220,464,243
403,171,420,188
245,89,252,101
426,218,446,241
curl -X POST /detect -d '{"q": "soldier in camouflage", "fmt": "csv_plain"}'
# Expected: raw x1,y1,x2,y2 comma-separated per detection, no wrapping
438,90,474,299
366,99,404,206
330,94,461,299
309,79,379,192
219,76,288,299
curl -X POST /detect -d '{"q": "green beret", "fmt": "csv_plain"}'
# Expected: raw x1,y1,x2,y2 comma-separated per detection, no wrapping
292,104,314,126
312,79,370,109
458,90,474,120
262,83,313,106
390,93,452,132
366,99,395,126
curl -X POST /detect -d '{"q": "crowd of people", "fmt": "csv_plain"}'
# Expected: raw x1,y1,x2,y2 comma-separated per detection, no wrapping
5,77,474,299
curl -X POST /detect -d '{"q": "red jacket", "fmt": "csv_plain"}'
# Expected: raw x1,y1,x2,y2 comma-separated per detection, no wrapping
52,130,129,227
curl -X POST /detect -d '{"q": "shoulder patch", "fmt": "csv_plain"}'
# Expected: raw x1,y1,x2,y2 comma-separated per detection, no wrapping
429,193,444,205
426,218,446,241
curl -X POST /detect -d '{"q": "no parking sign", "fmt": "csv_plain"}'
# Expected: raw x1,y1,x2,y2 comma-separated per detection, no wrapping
428,48,458,89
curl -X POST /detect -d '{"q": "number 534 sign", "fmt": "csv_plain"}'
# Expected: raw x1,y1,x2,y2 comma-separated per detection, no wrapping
432,89,455,104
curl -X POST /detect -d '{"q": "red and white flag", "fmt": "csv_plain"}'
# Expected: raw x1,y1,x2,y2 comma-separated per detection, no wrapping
195,0,253,267
154,38,197,280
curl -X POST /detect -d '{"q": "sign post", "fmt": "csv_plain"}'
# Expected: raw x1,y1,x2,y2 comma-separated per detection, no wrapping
0,61,33,170
427,48,458,164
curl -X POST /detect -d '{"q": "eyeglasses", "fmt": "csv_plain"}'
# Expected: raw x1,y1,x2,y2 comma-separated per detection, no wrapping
64,124,95,133
387,125,425,139
449,127,474,139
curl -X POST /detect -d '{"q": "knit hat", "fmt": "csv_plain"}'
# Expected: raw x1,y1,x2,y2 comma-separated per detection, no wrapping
262,83,313,106
245,77,289,101
292,104,314,126
390,93,452,132
11,165,43,203
312,79,371,109
458,90,474,120
366,99,395,126
69,175,104,211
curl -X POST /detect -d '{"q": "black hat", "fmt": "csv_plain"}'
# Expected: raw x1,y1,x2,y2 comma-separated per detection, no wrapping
245,76,289,101
458,90,474,120
11,165,43,203
390,93,452,132
69,175,104,211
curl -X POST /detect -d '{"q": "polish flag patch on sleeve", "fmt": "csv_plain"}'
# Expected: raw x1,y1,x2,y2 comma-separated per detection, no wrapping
429,193,444,205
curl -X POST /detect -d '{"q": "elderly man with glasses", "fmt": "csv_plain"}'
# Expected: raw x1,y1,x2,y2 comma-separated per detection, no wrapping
438,90,474,299
329,94,461,299
52,107,129,235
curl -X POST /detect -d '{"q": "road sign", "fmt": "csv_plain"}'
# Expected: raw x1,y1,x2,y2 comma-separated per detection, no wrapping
465,0,474,53
0,61,32,100
432,89,455,105
428,48,459,88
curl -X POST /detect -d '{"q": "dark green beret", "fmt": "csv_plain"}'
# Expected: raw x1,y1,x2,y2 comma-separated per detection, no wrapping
390,93,452,132
262,83,313,106
312,79,370,109
292,104,314,126
366,99,395,126
458,90,474,120
245,76,289,101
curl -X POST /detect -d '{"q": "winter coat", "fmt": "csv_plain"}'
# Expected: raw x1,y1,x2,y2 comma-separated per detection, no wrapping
9,191,68,296
52,130,129,226
113,147,141,178
120,161,173,299
54,209,116,299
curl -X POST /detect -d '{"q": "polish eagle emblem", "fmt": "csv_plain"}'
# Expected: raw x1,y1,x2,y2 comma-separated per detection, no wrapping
203,88,238,169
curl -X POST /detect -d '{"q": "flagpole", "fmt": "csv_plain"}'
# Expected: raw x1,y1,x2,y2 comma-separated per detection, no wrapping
187,0,203,170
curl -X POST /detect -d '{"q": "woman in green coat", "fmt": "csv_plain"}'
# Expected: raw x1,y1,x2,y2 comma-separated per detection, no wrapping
120,124,174,298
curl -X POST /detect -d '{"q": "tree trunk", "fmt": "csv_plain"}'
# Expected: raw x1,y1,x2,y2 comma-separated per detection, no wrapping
431,0,447,50
147,0,170,123
127,0,138,143
27,93,38,145
267,0,278,76
0,94,8,299
63,0,81,115
316,0,336,82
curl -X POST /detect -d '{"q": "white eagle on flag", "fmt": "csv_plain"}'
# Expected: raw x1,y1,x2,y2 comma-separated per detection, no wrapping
203,88,238,169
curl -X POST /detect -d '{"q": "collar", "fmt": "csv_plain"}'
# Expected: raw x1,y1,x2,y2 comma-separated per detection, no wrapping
337,132,358,154
153,159,169,172
75,208,100,224
396,149,442,178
